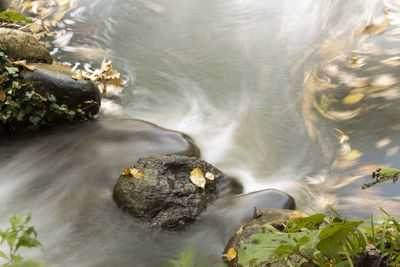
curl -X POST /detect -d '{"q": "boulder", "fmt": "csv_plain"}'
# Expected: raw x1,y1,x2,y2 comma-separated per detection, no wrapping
0,28,52,63
224,209,295,267
113,154,232,230
206,189,295,238
21,63,101,115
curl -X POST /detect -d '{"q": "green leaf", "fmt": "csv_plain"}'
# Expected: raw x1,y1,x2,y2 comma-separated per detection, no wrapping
6,231,17,250
317,221,363,256
5,67,19,75
285,214,325,233
0,250,9,259
238,230,319,267
0,11,32,23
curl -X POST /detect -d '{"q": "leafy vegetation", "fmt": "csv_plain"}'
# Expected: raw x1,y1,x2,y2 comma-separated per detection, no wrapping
0,213,44,267
238,207,400,267
362,168,400,189
0,11,32,24
0,47,93,130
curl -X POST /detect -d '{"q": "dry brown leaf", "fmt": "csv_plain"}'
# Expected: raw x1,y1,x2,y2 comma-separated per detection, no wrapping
222,248,237,262
190,168,206,189
205,172,215,181
289,210,308,220
361,19,389,36
0,89,5,102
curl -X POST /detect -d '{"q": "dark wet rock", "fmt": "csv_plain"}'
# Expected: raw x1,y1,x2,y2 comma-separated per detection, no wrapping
0,28,52,63
224,209,294,267
113,154,231,230
21,63,101,115
203,189,295,239
353,244,389,267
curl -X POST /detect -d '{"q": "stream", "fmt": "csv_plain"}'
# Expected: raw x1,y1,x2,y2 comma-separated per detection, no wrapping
2,0,400,266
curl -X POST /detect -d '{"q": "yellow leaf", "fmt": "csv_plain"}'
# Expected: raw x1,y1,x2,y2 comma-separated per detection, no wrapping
343,93,364,105
130,168,144,179
72,70,83,80
222,248,237,262
122,168,131,176
190,168,206,189
384,8,390,15
12,60,36,71
205,172,215,181
343,150,362,161
289,210,308,220
122,168,144,179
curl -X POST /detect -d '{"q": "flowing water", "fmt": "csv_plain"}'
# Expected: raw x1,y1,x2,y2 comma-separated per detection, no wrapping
2,0,400,265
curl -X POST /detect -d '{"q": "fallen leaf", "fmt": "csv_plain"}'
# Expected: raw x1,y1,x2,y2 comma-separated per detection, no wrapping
384,8,390,15
0,89,5,102
72,70,82,80
205,172,215,181
343,93,364,105
361,18,389,36
190,168,206,189
343,149,362,161
122,168,144,179
222,248,237,262
11,60,36,71
289,210,308,220
130,168,144,179
122,168,131,176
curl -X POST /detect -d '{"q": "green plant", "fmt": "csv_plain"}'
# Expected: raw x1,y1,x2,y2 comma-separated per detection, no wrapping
0,11,32,26
362,168,400,189
0,213,42,267
238,207,400,267
0,47,94,130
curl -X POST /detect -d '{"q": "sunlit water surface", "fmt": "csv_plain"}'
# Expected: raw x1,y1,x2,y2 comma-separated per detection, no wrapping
2,0,400,265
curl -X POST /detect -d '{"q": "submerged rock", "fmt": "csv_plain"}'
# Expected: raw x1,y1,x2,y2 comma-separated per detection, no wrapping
113,154,232,230
0,28,52,63
21,63,101,115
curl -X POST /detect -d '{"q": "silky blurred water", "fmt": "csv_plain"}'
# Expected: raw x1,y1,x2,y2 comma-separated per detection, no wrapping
3,0,400,266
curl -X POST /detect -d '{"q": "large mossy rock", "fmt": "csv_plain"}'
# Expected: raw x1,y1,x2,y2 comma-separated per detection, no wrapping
21,63,101,115
0,28,52,63
113,154,232,230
